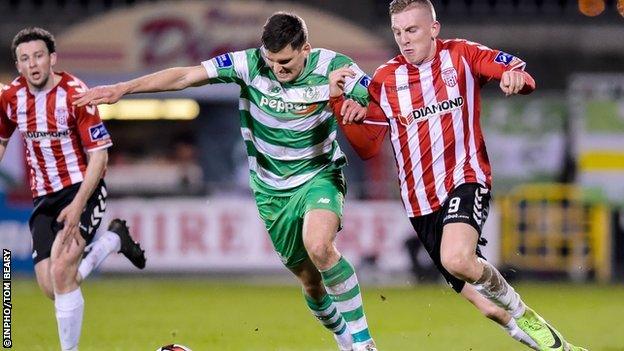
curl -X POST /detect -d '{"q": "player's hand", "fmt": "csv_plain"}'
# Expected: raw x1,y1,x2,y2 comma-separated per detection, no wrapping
328,66,356,98
56,200,84,248
73,84,125,107
340,99,367,125
500,70,526,96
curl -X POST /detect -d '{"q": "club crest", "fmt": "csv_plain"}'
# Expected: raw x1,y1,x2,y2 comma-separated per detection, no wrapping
441,68,458,87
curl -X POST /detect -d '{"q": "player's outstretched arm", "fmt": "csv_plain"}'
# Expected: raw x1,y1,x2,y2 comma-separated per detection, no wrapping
73,65,209,107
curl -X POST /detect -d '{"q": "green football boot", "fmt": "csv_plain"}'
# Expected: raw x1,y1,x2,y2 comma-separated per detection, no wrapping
516,307,568,350
566,344,588,351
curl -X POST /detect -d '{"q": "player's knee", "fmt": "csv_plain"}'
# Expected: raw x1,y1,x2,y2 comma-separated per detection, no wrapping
307,241,336,266
441,254,472,280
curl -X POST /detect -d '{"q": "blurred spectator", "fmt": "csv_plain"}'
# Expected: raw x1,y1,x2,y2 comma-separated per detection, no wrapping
171,133,204,194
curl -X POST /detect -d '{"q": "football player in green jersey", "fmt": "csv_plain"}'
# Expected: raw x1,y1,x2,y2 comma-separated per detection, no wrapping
75,12,377,351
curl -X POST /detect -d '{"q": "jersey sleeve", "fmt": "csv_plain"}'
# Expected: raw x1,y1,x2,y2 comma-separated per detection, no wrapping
328,71,389,160
0,94,16,141
75,104,113,152
365,74,390,126
329,54,370,107
201,50,252,85
461,40,526,81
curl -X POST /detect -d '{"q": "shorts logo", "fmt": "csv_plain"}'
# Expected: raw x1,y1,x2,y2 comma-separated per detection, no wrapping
89,123,110,142
494,51,514,66
359,75,371,88
441,68,458,87
443,213,470,222
215,53,233,68
317,198,331,204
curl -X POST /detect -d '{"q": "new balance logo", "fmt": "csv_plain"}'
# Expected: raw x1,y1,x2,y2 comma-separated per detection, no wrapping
317,198,331,204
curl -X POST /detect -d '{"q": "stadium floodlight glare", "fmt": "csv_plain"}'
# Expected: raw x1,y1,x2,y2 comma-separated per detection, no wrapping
98,99,200,120
578,0,606,16
619,0,624,16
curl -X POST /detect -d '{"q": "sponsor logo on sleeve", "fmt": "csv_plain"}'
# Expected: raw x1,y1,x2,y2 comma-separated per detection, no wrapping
494,51,514,66
89,123,110,142
358,75,371,88
215,53,233,68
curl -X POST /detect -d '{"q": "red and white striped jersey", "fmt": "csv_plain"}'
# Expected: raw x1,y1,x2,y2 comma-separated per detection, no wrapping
0,72,112,198
366,39,527,217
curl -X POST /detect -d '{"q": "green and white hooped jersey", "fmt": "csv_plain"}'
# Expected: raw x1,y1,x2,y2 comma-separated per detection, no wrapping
201,48,370,195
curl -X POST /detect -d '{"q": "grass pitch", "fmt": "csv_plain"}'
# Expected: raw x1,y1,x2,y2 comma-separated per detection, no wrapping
11,278,624,350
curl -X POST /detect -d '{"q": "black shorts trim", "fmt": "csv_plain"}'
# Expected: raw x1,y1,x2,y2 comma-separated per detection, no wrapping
409,183,490,293
29,180,107,265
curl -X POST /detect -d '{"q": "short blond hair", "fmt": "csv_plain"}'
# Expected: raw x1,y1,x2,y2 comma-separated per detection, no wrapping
389,0,436,20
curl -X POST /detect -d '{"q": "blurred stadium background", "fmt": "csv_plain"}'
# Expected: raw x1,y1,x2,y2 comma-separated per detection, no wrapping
1,0,623,350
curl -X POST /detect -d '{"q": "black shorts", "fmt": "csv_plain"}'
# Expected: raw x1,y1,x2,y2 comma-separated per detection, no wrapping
29,180,108,265
409,183,490,293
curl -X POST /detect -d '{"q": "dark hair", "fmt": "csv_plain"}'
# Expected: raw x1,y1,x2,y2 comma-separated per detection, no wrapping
11,27,56,61
261,12,308,53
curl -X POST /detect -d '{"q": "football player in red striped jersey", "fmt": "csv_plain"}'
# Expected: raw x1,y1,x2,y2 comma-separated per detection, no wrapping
0,28,145,351
328,1,587,350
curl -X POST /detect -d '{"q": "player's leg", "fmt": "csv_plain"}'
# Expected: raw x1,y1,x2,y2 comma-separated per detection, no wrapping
255,191,352,351
289,259,353,351
303,209,375,351
461,284,538,350
301,170,375,351
30,205,57,300
410,210,537,349
76,182,145,282
440,184,585,350
47,182,100,351
445,226,570,350
50,225,86,351
439,184,525,314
